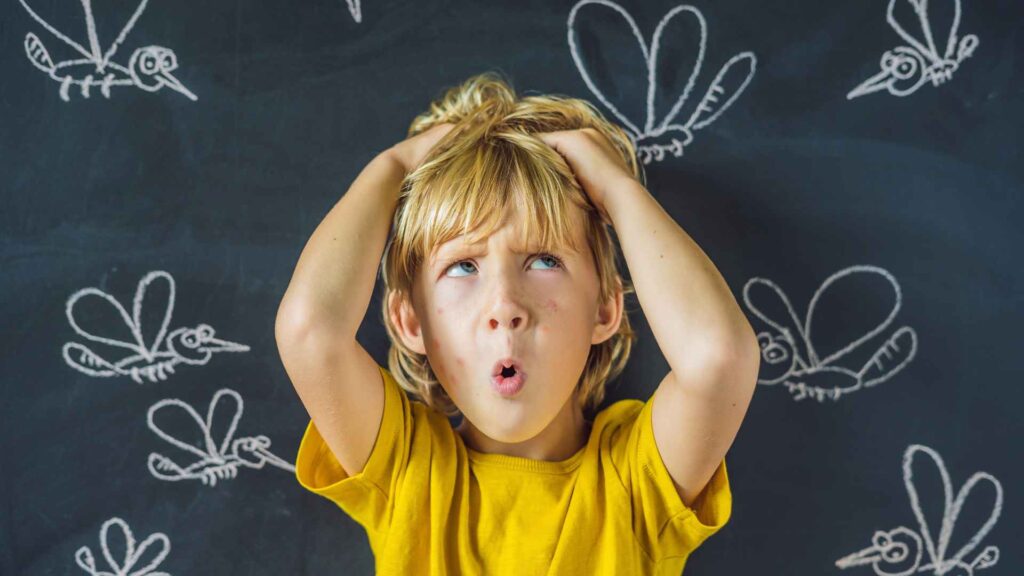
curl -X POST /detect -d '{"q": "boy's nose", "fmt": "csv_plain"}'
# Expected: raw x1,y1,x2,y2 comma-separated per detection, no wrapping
487,297,528,331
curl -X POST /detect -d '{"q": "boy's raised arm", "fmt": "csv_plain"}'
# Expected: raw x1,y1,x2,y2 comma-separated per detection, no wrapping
276,150,404,339
275,123,453,477
274,149,405,477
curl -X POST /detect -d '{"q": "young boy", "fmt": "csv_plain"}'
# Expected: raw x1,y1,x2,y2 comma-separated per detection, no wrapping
275,72,760,574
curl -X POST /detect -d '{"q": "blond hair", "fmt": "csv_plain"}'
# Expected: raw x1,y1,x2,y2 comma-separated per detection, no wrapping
380,70,641,420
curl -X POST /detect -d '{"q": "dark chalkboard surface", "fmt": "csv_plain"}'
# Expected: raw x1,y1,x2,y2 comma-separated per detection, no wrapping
2,0,1021,573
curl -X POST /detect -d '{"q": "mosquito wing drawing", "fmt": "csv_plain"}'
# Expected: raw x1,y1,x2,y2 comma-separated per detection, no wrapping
74,516,171,576
568,0,756,164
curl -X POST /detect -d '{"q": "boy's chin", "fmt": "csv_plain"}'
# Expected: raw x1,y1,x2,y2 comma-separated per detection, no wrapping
471,409,555,445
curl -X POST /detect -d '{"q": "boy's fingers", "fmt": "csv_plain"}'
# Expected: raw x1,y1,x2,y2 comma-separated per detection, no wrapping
537,133,564,155
537,131,569,145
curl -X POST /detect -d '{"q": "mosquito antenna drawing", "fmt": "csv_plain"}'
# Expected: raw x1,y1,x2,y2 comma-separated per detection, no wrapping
63,270,249,384
848,0,978,99
568,0,756,164
18,0,197,102
742,265,918,403
836,444,1002,576
147,388,296,487
74,516,171,576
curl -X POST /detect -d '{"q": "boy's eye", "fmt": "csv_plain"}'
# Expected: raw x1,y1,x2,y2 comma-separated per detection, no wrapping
445,261,477,277
443,254,563,278
532,255,562,270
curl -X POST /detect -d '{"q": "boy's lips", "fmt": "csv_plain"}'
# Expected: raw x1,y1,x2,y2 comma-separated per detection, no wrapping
490,356,527,397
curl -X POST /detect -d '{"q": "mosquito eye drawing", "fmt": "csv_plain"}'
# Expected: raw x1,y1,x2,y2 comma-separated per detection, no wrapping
757,333,791,366
848,0,979,99
567,0,756,165
742,265,918,403
62,270,250,384
884,49,921,81
140,53,159,74
161,51,177,71
836,444,1002,575
18,0,198,101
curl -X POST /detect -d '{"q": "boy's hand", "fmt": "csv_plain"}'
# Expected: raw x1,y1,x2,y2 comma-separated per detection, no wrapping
537,128,638,225
389,123,456,174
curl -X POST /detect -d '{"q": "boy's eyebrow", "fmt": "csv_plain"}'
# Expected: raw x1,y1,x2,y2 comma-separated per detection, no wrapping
431,240,579,262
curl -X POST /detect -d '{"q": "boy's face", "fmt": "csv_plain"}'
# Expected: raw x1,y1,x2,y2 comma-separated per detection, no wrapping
392,202,623,447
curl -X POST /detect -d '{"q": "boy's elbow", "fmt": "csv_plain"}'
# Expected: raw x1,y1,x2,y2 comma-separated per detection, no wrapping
275,297,318,355
704,323,761,393
735,322,761,387
745,333,761,395
275,298,301,340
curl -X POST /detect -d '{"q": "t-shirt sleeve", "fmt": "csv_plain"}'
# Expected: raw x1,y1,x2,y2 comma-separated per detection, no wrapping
293,364,411,536
621,390,733,561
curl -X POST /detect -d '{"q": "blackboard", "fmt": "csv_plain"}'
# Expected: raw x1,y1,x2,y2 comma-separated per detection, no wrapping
2,0,1021,573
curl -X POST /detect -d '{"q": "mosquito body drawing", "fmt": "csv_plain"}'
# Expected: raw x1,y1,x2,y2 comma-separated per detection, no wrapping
836,444,1002,576
18,0,197,102
75,516,171,576
63,270,249,384
568,0,756,164
742,265,918,402
147,388,295,487
848,0,978,99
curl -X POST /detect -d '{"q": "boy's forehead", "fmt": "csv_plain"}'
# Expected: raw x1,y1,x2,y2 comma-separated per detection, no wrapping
430,234,563,258
429,218,587,259
425,197,591,262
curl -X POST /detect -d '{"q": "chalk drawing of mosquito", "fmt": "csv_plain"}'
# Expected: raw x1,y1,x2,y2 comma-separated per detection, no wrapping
17,0,197,102
836,444,1002,576
74,516,171,576
742,265,918,403
568,0,756,164
147,388,295,487
343,0,362,23
63,270,249,384
848,0,978,99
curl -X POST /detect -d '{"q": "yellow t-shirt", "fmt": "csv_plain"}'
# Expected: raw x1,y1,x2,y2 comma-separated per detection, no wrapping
295,365,732,575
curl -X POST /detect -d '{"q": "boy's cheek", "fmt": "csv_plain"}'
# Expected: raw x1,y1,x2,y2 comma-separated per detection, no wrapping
426,295,461,324
432,282,472,306
429,284,573,329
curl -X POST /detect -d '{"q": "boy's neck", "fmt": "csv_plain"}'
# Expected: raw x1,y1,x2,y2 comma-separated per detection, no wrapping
455,393,591,462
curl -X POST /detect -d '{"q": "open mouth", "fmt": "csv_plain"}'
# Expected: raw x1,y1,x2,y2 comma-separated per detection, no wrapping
491,358,522,378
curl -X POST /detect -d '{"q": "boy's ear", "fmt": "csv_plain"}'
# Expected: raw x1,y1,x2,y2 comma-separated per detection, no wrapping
591,278,624,345
388,291,427,354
